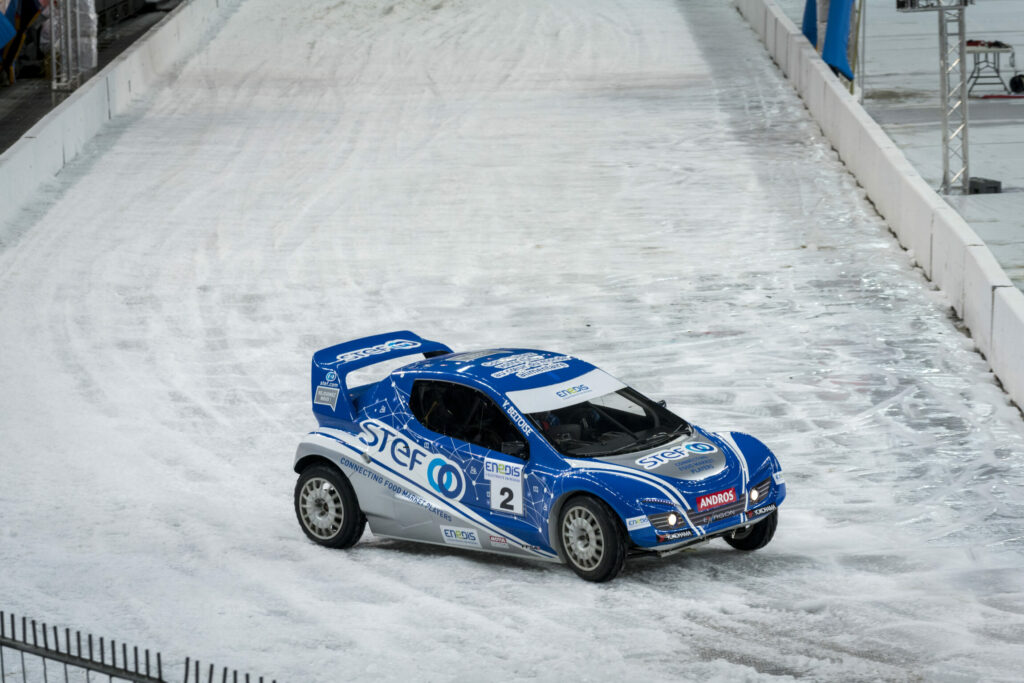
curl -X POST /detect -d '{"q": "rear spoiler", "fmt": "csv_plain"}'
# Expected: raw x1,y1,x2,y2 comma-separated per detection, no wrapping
310,331,452,425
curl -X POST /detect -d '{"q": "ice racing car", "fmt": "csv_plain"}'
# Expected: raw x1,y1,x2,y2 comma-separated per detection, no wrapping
293,331,786,582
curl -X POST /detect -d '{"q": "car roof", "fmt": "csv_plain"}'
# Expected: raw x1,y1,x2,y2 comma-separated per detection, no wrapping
395,348,601,394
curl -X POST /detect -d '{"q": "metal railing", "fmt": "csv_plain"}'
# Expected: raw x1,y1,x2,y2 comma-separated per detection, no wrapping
0,611,275,683
49,0,98,92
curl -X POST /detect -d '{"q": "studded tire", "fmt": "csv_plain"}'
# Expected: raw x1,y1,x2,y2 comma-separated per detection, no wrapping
294,464,366,549
724,510,777,551
558,496,627,582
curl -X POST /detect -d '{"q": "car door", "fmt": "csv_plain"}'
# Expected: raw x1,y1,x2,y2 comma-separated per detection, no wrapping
405,379,544,547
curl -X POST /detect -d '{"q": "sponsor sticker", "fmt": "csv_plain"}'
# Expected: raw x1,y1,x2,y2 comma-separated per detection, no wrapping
313,386,340,410
484,459,523,481
748,503,777,517
626,515,651,531
556,384,590,399
484,457,524,515
673,454,715,476
635,442,719,470
696,488,736,511
488,534,509,548
447,350,509,363
708,509,740,522
335,339,420,364
482,352,572,379
656,529,694,543
441,525,481,548
358,420,467,500
772,471,785,485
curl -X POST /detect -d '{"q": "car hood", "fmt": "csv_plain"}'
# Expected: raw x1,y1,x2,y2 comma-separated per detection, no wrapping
597,429,737,483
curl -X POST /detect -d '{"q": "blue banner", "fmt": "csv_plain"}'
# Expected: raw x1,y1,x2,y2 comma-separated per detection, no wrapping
823,0,855,80
0,16,15,51
801,0,817,48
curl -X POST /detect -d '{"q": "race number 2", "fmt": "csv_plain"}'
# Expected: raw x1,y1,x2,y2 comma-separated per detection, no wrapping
484,458,524,515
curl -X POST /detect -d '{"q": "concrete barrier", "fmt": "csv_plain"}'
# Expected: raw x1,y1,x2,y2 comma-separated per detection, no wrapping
0,0,225,231
736,0,1024,410
992,288,1024,402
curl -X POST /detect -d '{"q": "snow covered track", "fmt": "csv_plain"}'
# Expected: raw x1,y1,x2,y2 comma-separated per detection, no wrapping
1,0,1022,680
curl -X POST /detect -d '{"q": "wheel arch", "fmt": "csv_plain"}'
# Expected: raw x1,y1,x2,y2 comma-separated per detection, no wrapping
547,486,633,563
294,452,339,475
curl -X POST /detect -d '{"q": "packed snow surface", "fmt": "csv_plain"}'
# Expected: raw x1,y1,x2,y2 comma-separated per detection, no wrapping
2,0,1023,680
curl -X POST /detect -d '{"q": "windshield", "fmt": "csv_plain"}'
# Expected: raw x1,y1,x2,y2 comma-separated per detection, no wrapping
527,387,690,457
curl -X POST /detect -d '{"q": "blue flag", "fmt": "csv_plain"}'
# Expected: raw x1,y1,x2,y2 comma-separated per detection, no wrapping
1,0,20,50
802,0,817,48
823,0,856,80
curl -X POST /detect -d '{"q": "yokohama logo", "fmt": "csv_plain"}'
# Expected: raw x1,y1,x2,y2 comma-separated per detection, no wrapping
697,488,735,511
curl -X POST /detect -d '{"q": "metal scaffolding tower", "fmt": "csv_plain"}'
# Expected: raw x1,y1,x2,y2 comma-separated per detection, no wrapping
896,0,973,194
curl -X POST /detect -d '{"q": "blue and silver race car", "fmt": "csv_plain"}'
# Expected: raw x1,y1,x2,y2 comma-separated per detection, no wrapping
293,331,786,582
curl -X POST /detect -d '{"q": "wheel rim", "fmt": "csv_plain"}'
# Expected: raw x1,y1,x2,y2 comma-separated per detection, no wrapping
299,477,344,539
562,505,604,570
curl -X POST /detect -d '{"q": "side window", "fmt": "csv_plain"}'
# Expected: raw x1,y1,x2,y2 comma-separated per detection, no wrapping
409,380,529,458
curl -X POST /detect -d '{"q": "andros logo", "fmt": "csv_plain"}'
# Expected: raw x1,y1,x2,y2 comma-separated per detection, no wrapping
697,488,735,511
358,420,466,500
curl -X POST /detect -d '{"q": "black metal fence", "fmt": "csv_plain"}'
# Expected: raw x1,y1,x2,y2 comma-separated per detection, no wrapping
0,611,275,683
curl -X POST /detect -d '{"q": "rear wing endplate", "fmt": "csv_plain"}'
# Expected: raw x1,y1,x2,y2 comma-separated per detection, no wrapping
310,331,452,425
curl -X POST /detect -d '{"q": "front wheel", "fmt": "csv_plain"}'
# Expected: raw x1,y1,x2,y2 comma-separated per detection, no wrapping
724,510,777,551
294,464,366,548
558,496,627,582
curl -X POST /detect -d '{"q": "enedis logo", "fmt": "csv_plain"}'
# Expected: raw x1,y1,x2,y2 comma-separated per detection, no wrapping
444,528,476,542
441,525,481,548
358,420,466,500
697,488,735,511
556,384,590,399
484,460,522,479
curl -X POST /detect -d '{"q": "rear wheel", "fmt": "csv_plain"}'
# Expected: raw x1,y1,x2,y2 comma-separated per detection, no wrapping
294,464,365,548
558,496,627,582
724,510,777,551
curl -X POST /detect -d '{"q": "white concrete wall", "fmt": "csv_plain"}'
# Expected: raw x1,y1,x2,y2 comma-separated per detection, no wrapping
735,0,1024,410
0,0,225,230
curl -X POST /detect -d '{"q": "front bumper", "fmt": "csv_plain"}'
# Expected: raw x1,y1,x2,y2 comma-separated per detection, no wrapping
629,479,785,553
633,511,775,558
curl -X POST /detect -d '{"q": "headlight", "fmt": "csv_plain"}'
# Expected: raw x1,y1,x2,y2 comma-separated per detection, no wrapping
748,477,771,506
643,505,688,531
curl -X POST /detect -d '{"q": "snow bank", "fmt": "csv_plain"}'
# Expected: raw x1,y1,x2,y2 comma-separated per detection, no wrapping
734,0,1024,411
0,0,226,232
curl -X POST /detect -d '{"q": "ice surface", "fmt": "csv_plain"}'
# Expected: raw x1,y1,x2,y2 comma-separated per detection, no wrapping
1,0,1023,681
